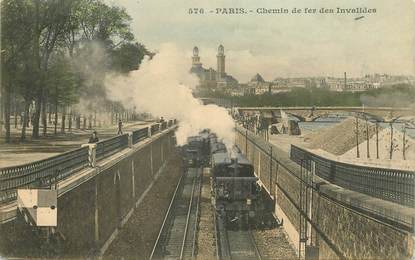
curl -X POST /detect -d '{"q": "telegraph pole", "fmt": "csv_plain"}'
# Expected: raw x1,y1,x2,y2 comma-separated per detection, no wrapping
376,121,379,159
355,115,360,158
365,116,370,158
403,123,407,160
0,79,3,135
389,122,394,160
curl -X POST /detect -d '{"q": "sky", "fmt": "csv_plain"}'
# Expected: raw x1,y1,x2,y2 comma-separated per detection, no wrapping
108,0,415,82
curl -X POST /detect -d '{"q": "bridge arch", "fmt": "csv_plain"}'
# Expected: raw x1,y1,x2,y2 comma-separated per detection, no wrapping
285,112,306,122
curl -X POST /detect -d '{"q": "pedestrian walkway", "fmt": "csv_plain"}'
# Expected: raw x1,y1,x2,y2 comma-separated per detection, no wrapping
0,121,154,168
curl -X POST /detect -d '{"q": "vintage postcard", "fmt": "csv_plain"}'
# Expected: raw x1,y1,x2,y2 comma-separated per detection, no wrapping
0,0,414,259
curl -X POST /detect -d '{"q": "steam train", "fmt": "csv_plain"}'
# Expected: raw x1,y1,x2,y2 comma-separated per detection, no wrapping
209,135,263,228
183,134,209,167
182,131,263,228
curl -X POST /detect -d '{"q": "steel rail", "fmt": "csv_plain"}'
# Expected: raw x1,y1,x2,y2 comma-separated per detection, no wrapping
215,213,261,260
189,169,202,259
213,207,221,260
226,229,262,260
247,229,262,260
180,177,197,259
149,174,184,260
181,169,203,260
150,169,202,260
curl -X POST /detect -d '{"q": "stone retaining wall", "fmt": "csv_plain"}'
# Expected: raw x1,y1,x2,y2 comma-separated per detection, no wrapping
0,128,177,257
235,127,413,259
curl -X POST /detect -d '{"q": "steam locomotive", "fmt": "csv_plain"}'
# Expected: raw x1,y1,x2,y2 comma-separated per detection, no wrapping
183,134,209,167
182,131,263,228
209,136,263,228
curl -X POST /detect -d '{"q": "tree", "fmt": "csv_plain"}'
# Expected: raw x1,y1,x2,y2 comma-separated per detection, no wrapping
76,0,134,46
69,1,141,123
110,42,152,73
1,0,151,142
1,0,38,142
45,53,78,134
32,0,78,138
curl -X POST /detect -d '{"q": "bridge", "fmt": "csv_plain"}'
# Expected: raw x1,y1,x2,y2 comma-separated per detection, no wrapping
236,106,415,122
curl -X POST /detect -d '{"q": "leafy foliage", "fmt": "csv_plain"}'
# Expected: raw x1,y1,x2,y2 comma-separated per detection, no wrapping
1,0,151,141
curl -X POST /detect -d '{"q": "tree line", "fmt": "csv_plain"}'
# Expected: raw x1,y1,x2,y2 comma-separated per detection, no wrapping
204,84,415,108
1,0,152,142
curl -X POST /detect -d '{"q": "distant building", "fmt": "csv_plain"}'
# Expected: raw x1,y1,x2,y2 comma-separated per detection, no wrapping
364,73,414,87
321,74,378,92
287,78,307,88
190,45,238,92
245,73,270,95
229,87,245,96
191,48,413,95
344,80,377,92
319,73,415,92
322,77,344,91
250,73,265,85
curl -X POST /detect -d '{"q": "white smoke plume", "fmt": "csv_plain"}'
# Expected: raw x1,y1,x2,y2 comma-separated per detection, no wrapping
71,41,109,117
105,43,235,146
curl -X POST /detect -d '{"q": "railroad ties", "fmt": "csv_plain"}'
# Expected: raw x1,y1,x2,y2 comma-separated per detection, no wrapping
150,166,262,260
215,212,262,260
150,168,202,260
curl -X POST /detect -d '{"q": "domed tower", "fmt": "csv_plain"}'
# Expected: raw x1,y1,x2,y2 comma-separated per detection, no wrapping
192,46,201,67
216,44,225,78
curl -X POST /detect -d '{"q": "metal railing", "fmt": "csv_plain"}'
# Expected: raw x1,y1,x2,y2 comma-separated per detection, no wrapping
235,125,414,231
290,145,415,208
132,127,149,144
96,134,129,160
151,124,160,135
0,119,177,205
0,147,89,203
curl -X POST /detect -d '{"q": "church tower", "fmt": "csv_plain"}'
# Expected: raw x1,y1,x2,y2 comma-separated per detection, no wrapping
192,46,202,67
216,44,225,78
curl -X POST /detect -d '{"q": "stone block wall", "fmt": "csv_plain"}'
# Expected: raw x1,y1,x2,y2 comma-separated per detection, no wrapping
57,177,96,254
313,193,413,259
0,129,177,257
234,127,413,259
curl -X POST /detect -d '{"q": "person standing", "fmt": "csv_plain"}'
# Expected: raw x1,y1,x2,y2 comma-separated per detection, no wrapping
88,131,99,143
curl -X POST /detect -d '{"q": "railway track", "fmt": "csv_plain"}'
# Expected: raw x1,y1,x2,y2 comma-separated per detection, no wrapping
150,168,202,260
215,213,262,260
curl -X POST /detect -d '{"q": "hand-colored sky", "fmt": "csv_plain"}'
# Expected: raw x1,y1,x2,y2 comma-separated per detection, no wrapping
109,0,414,81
